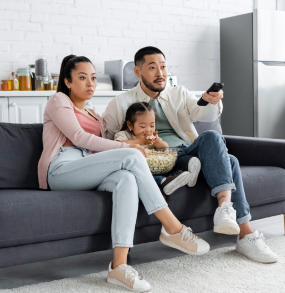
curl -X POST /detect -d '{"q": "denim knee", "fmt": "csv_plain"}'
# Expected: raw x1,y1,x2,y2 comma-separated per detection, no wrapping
122,148,149,169
199,130,225,144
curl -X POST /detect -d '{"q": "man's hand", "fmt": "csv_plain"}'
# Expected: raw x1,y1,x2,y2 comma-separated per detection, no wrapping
202,90,223,105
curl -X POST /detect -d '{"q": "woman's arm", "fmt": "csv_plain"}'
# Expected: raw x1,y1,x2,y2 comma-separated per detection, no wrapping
46,93,128,152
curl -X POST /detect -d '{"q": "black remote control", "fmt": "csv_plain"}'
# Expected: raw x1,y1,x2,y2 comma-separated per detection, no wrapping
197,82,224,106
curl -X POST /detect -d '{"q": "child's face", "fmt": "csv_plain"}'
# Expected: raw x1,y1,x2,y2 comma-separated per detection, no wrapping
128,110,156,137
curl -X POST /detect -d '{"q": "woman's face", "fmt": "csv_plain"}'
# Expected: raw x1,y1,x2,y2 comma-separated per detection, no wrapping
65,62,96,100
128,110,156,138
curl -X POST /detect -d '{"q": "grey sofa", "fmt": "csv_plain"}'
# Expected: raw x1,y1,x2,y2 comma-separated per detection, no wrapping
0,122,285,268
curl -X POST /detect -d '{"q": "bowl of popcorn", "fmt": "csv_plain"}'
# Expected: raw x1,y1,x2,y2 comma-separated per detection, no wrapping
145,148,178,175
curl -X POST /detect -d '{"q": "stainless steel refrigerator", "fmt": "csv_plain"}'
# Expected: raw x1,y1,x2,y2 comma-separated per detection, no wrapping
220,9,285,139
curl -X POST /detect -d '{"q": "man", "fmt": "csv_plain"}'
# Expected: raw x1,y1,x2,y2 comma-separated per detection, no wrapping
103,46,278,263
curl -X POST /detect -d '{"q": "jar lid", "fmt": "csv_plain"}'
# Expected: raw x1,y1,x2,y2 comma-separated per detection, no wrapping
16,67,31,75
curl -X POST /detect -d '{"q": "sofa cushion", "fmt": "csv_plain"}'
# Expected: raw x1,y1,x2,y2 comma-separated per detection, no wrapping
0,123,43,189
167,166,285,222
0,189,159,248
241,166,285,207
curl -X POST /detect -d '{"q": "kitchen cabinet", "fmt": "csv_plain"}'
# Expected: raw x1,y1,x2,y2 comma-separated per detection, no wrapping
0,98,9,122
8,97,48,123
0,91,122,123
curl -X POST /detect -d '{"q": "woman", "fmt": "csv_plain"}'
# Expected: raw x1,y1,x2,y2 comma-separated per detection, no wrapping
38,55,210,292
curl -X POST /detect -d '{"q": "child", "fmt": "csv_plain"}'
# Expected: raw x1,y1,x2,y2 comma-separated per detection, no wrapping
114,102,201,195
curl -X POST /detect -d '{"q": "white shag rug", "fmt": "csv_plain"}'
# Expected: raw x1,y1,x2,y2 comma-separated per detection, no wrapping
1,236,285,293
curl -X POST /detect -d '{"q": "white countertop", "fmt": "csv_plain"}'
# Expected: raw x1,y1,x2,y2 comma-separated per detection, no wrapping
0,90,123,97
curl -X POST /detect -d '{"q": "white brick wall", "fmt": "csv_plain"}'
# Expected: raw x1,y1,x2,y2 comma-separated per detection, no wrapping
0,0,253,90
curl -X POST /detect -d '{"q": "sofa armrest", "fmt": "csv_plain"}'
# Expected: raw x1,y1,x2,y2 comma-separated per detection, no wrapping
224,135,285,168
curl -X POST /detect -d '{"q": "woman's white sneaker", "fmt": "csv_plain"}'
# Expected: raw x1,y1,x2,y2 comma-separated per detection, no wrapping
213,202,240,235
107,262,151,292
236,230,278,263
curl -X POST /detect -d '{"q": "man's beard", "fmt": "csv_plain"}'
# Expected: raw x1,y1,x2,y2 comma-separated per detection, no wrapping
141,75,166,93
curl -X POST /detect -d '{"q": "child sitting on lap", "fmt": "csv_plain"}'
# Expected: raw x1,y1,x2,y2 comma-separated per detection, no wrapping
114,102,201,195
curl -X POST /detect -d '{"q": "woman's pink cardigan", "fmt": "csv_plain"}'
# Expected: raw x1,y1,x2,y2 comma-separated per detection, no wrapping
38,92,128,189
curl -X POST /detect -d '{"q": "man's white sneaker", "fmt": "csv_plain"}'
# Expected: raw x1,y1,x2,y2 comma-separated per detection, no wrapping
160,225,210,255
162,171,191,195
107,262,151,292
236,230,278,263
187,157,201,187
213,202,240,235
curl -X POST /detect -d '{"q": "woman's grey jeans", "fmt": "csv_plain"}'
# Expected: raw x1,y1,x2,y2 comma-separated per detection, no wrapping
48,146,168,248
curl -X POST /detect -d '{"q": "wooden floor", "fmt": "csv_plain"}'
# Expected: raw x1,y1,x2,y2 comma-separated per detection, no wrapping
0,215,284,289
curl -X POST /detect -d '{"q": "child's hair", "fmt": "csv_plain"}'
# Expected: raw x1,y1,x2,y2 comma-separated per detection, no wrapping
121,102,154,132
57,54,94,96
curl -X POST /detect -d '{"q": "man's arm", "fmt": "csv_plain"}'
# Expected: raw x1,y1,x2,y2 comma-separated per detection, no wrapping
184,87,223,122
102,97,125,140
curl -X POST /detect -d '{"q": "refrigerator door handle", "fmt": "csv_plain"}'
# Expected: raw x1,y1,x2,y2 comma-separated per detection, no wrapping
260,61,285,66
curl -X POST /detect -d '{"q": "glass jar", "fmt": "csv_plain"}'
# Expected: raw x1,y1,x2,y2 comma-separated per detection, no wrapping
1,80,9,91
17,67,32,91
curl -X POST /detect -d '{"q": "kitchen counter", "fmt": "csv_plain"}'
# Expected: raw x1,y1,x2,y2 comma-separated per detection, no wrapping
0,90,123,97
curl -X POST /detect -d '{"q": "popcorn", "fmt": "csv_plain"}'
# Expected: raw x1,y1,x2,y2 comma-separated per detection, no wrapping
146,135,156,140
145,148,178,175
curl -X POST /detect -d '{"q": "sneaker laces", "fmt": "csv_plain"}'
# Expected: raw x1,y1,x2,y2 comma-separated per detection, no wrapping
181,226,198,242
123,265,141,282
248,231,270,249
221,204,234,217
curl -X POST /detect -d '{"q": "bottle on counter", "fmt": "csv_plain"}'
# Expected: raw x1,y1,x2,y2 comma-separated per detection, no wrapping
29,64,36,90
51,73,59,90
16,67,32,91
8,72,19,90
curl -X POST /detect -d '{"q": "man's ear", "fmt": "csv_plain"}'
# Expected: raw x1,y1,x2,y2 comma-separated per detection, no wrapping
64,78,71,89
134,66,141,79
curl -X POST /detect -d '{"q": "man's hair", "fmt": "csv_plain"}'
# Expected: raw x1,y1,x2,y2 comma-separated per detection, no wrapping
134,46,165,65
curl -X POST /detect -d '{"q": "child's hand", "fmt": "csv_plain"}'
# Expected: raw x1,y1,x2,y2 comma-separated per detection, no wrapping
145,131,157,145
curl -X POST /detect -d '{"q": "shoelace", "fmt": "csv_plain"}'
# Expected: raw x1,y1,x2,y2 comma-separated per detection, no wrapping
248,232,269,249
123,265,141,282
181,226,197,242
221,205,235,218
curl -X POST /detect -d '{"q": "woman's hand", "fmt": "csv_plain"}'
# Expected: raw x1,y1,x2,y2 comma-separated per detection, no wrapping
128,143,147,157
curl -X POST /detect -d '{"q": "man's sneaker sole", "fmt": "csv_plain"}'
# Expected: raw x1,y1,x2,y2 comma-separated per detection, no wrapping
159,235,209,255
235,248,278,264
187,157,201,187
163,172,190,195
214,223,240,235
107,277,151,292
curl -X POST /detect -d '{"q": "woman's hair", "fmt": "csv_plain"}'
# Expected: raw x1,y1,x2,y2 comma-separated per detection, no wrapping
57,55,94,96
121,102,154,132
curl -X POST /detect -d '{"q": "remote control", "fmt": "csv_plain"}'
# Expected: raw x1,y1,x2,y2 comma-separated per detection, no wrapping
197,82,224,106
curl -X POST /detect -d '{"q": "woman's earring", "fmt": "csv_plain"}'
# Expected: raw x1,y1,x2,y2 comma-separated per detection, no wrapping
69,88,71,96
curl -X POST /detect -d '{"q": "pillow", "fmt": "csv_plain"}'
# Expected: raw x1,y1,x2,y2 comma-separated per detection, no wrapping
194,118,222,135
0,123,43,189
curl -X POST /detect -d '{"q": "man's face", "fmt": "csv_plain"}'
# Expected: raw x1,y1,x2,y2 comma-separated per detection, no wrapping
135,54,167,93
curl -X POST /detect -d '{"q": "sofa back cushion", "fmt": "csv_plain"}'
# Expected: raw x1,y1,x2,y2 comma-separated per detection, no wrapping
194,118,222,135
0,123,43,189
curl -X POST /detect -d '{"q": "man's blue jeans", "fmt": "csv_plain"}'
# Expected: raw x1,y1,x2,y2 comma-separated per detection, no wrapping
173,130,251,224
